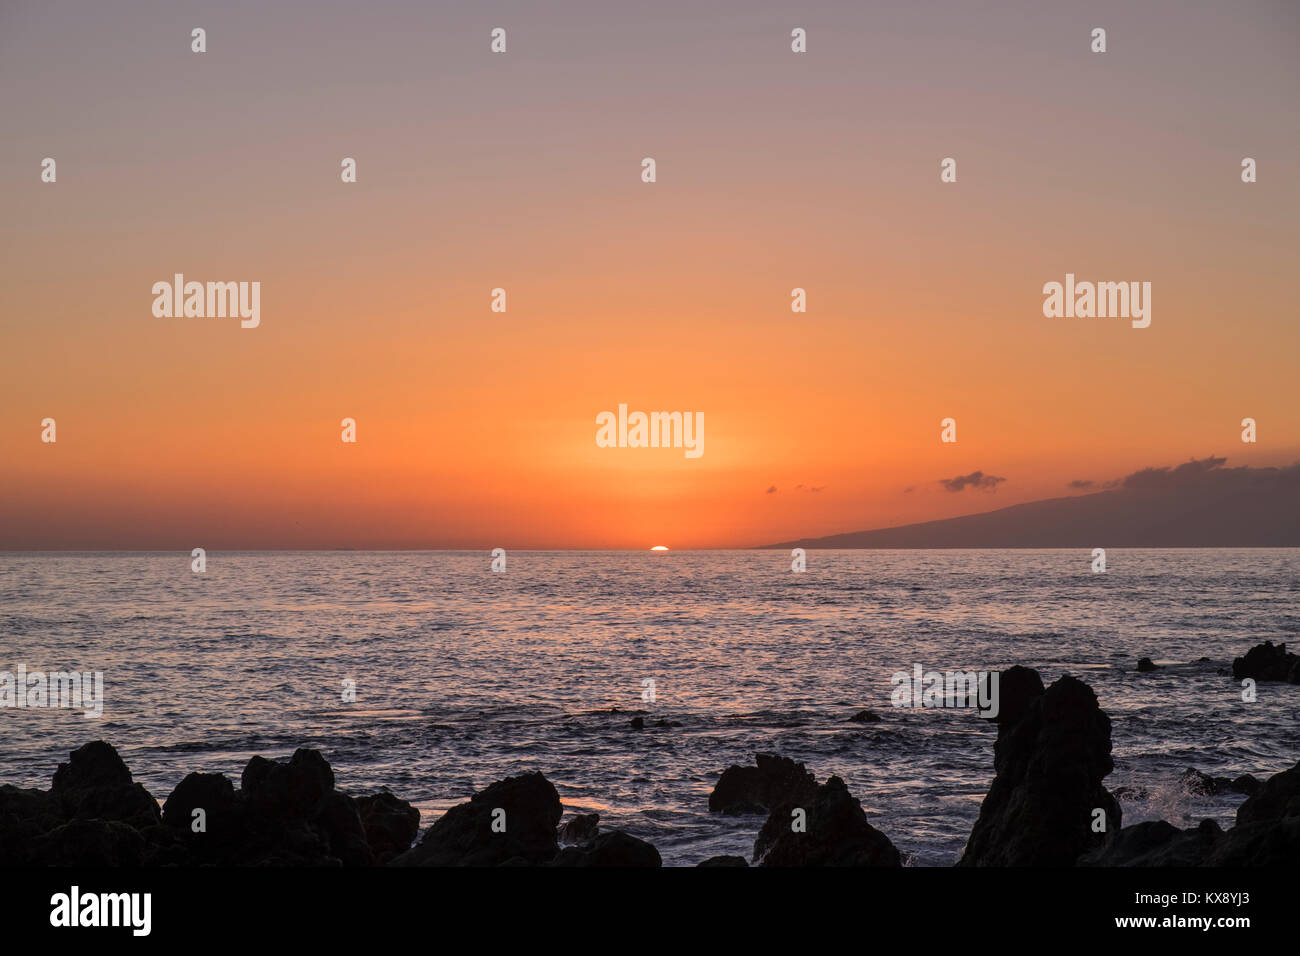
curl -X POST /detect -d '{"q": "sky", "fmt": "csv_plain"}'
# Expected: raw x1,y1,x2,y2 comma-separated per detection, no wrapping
2,0,1298,549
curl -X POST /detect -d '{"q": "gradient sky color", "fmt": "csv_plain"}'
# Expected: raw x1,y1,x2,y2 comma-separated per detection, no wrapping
2,0,1298,548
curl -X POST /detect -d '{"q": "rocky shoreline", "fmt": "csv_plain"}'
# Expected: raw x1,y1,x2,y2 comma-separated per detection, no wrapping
3,641,1297,867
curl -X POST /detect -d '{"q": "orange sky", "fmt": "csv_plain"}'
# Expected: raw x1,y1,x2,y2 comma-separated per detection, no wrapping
2,1,1297,548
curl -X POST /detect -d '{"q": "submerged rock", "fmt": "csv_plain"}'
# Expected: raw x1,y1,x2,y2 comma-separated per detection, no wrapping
1136,657,1158,672
697,854,748,867
1179,768,1261,797
959,671,1120,866
849,710,882,723
709,753,819,815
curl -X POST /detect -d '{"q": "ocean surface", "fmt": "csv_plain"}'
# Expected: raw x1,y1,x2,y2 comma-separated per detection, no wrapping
2,549,1297,866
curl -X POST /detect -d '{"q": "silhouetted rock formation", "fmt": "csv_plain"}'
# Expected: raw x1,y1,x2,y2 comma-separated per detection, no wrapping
1232,641,1300,683
709,753,818,815
0,741,422,866
1079,819,1226,866
2,743,673,868
355,791,422,864
849,710,882,722
1081,759,1300,865
389,768,661,867
52,740,160,830
1136,657,1158,672
1236,760,1300,825
753,775,902,867
393,771,561,866
958,671,1120,866
697,854,748,866
551,830,662,867
990,665,1045,729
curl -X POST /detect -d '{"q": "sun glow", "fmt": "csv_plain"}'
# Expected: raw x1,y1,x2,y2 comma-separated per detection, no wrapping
650,545,670,551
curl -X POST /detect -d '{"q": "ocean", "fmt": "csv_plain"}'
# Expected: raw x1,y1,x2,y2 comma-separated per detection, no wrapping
2,549,1297,866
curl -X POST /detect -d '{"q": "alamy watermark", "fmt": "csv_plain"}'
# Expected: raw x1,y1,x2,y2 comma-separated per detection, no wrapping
50,886,150,936
1,664,103,718
1042,273,1150,328
596,404,704,458
891,664,999,718
152,274,260,328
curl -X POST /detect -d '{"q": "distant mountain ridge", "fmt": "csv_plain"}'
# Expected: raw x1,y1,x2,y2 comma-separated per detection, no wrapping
763,459,1300,549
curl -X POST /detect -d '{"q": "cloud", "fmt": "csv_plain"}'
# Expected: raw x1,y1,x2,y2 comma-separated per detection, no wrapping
1122,455,1228,491
1068,479,1095,489
1076,456,1289,496
794,483,825,493
939,470,1006,493
765,485,777,494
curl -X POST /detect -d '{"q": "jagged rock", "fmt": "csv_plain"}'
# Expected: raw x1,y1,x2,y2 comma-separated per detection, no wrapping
1080,819,1224,866
1236,759,1300,825
550,830,662,867
393,771,561,866
958,671,1120,866
316,791,373,866
849,710,882,723
697,854,749,866
1137,657,1158,672
51,740,132,792
1205,817,1300,865
157,752,353,866
1234,775,1263,796
1231,641,1300,683
709,754,818,815
988,665,1045,729
557,812,599,844
4,742,435,867
162,772,236,829
1083,760,1300,866
0,786,64,865
355,791,420,863
240,749,334,819
753,775,901,867
33,818,149,866
50,741,160,829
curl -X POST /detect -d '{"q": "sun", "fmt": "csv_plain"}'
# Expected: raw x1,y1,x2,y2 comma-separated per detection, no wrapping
650,545,670,551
